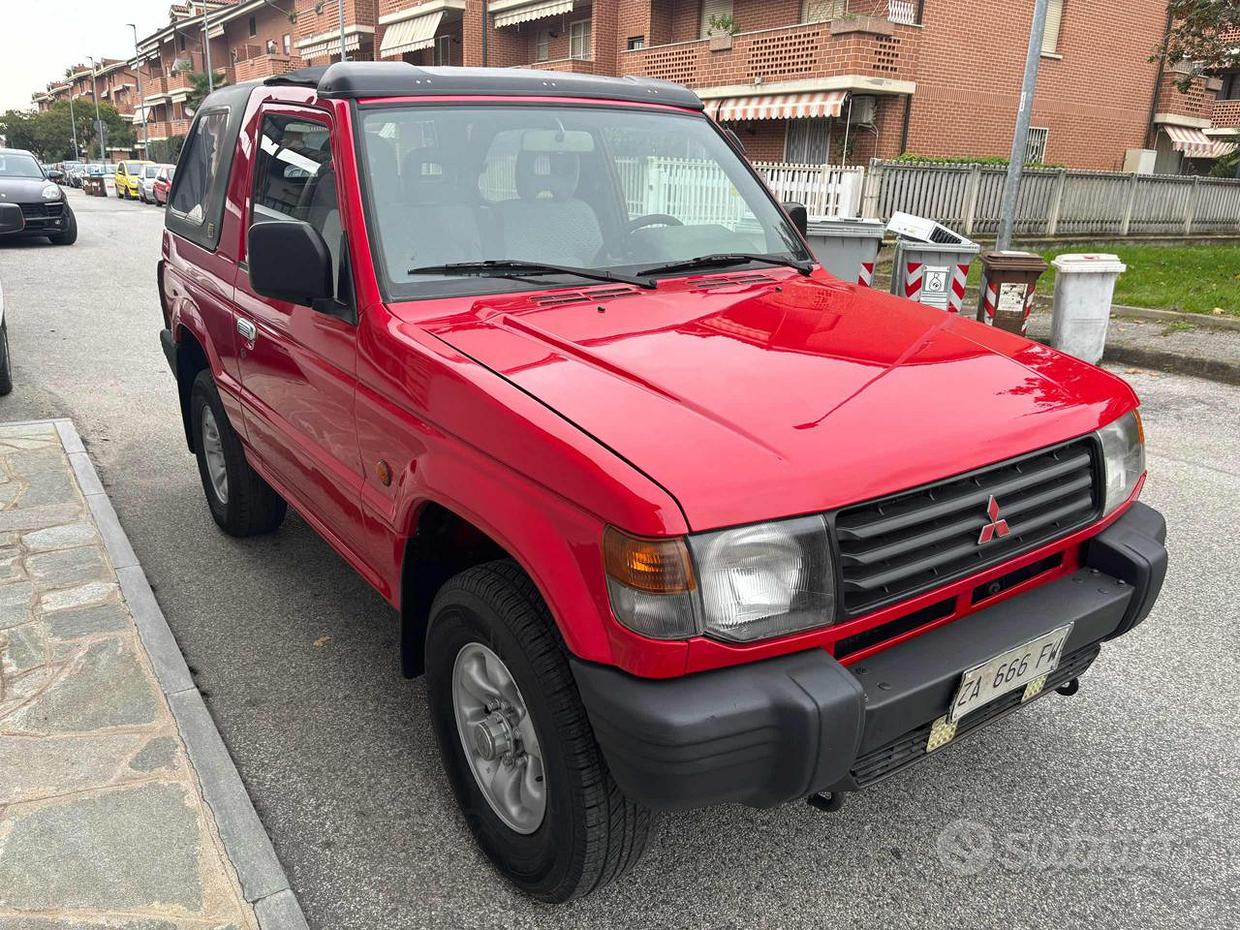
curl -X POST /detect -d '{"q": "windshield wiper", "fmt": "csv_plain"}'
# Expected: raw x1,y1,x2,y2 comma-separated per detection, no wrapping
407,260,655,290
637,253,813,277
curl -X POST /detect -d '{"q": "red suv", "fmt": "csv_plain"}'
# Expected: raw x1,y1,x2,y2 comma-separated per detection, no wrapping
158,64,1167,902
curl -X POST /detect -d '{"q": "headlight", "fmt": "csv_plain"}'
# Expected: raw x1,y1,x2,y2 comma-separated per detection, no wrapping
1096,409,1145,516
604,516,836,643
41,183,62,200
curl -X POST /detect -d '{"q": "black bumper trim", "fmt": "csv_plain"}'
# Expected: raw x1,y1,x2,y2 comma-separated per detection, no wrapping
160,328,177,375
572,502,1166,810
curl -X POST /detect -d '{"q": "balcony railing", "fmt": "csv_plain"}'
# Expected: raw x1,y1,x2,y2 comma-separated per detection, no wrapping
1213,99,1240,129
529,57,596,74
622,18,916,89
143,118,193,140
234,53,304,83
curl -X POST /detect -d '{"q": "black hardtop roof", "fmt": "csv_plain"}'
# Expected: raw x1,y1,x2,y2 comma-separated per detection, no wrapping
259,61,705,110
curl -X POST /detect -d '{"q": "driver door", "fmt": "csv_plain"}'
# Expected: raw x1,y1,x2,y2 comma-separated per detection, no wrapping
233,106,365,552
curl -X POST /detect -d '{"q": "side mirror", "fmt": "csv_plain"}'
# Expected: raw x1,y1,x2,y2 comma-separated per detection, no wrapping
47,169,65,182
248,220,333,306
783,201,808,238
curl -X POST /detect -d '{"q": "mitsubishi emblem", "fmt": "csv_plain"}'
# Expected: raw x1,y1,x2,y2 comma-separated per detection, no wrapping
978,495,1010,545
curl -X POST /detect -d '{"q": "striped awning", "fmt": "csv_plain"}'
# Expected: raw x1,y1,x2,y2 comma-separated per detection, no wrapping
380,9,443,58
1163,124,1235,159
492,0,573,28
299,30,364,60
713,91,848,122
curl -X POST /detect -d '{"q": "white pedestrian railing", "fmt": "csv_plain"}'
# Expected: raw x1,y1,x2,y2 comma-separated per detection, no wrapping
752,161,865,217
861,159,1240,237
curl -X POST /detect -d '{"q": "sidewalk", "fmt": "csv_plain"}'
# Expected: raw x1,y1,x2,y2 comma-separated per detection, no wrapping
0,420,306,930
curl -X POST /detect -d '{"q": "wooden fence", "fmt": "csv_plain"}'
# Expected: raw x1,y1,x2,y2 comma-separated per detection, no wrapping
860,160,1240,238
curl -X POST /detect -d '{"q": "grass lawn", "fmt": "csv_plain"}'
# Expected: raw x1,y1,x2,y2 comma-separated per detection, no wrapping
966,242,1240,317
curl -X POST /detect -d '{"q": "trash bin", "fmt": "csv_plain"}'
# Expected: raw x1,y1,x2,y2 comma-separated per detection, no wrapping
804,216,886,286
1049,253,1127,364
976,250,1048,335
890,238,980,313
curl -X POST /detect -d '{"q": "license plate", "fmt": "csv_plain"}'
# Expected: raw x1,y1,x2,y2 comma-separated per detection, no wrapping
949,624,1073,723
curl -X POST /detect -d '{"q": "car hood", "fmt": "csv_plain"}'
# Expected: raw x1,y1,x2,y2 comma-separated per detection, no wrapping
0,177,52,202
399,271,1137,531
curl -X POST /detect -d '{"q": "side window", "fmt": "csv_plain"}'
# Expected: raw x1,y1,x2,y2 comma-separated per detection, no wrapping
170,109,230,224
250,114,345,299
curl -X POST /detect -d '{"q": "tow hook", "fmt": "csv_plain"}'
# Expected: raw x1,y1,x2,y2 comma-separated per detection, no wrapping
807,791,847,813
1056,677,1080,696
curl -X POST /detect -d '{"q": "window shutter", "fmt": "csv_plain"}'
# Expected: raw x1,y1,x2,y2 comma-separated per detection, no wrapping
1041,0,1064,54
701,0,734,38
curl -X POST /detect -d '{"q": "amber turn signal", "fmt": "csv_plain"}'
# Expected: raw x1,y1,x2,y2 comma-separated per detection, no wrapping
603,526,695,594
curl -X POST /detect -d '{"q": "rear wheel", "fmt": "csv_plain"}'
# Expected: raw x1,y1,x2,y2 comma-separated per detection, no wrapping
425,560,653,902
190,370,286,536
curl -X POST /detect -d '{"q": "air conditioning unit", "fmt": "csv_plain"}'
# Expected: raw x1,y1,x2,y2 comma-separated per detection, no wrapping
886,211,971,245
846,95,877,126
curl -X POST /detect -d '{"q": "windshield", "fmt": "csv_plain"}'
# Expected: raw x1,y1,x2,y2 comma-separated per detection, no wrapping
144,165,161,178
358,104,810,299
0,153,44,179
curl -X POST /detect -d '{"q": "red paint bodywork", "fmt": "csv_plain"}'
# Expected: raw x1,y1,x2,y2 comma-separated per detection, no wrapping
160,86,1143,680
153,168,174,206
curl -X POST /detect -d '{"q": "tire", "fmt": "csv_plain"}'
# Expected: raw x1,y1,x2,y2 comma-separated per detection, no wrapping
48,208,77,245
425,560,652,902
0,320,13,396
189,369,286,536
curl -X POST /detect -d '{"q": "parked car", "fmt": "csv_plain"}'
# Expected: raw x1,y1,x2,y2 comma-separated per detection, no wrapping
152,164,174,206
0,147,77,245
114,159,153,199
138,163,170,203
158,64,1167,903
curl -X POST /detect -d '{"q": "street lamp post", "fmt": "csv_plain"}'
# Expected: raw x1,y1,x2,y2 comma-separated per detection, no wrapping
338,0,348,62
67,93,80,161
126,24,149,158
995,0,1050,251
202,0,215,93
87,56,106,161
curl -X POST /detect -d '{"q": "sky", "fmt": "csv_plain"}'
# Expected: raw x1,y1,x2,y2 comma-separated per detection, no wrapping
0,0,181,112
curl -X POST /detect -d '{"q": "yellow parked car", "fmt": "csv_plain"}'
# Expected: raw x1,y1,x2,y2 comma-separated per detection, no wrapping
114,160,154,200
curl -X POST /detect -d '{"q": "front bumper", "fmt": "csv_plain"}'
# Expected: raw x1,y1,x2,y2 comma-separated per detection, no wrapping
0,201,70,237
571,502,1167,810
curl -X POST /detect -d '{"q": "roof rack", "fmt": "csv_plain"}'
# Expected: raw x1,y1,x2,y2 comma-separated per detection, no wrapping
263,61,704,111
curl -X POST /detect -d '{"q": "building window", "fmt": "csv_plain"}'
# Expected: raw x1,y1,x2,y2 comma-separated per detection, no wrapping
535,30,550,62
1221,72,1240,100
785,118,833,165
266,39,277,54
1025,127,1049,164
1041,0,1064,54
283,33,292,55
627,36,645,50
802,0,846,24
434,35,451,66
248,15,258,37
178,34,186,51
569,20,592,60
701,0,734,38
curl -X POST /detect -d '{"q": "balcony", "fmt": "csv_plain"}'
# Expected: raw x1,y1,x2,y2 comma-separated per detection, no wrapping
143,118,193,141
1213,99,1240,129
142,75,168,100
621,17,917,91
233,52,304,83
529,57,596,74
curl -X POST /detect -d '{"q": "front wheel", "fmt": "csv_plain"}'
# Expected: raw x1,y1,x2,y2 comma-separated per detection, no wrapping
49,208,77,245
189,370,286,536
0,320,12,396
425,560,653,902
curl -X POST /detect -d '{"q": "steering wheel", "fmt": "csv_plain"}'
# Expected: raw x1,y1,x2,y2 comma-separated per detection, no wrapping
625,214,684,233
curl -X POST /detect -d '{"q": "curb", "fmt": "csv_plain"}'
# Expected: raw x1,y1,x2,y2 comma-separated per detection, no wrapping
1099,344,1240,386
1108,304,1240,332
49,417,311,930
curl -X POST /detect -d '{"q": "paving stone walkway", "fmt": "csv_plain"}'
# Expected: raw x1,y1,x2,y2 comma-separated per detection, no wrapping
0,421,259,930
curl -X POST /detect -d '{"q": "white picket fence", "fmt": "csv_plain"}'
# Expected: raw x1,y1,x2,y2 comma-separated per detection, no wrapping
861,159,1240,237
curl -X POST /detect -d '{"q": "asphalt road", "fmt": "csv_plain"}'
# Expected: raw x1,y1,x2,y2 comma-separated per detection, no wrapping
2,188,1236,930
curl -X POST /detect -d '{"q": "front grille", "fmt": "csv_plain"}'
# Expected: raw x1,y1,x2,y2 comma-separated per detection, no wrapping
850,644,1099,788
19,202,64,219
834,437,1099,614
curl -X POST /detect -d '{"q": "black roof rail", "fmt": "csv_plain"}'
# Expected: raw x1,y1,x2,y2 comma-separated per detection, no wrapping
256,61,703,110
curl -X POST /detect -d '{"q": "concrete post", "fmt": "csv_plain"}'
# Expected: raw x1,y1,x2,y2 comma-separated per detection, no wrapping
963,163,982,237
1119,173,1139,236
1046,168,1067,236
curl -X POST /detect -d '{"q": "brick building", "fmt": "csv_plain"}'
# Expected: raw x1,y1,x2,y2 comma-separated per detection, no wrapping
31,1,1240,171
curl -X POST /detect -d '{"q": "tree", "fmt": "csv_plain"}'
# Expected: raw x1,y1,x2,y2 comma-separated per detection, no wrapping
184,70,228,116
0,101,135,162
0,110,38,153
1154,1,1240,91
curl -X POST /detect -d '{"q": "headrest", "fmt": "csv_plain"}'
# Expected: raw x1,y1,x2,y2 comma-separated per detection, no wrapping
515,150,581,202
402,147,456,204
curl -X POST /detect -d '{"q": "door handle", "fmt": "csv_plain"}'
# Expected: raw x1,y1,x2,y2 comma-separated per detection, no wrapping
237,318,257,342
